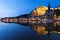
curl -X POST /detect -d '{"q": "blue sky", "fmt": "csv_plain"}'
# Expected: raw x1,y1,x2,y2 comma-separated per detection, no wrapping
0,0,60,17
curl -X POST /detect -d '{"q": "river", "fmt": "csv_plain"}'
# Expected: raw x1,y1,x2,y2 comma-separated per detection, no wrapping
0,22,60,40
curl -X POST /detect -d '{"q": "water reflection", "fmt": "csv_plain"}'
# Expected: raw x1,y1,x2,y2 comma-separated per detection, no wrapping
17,21,60,40
15,22,60,40
1,19,60,35
15,21,60,35
31,25,48,35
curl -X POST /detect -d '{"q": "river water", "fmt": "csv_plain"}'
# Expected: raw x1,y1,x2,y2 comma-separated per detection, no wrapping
0,22,60,40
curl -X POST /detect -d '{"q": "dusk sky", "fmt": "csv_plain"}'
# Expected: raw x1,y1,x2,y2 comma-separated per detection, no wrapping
0,0,60,17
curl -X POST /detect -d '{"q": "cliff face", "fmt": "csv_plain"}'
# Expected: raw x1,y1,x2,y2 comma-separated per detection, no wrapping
31,6,48,16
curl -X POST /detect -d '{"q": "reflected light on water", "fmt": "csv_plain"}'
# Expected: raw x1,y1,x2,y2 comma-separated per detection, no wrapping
32,25,48,35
